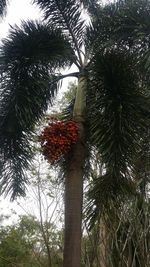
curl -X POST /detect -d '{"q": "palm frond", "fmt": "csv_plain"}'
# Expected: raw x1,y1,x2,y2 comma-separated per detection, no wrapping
133,127,150,195
112,0,150,68
0,0,7,17
0,21,73,130
1,20,73,68
0,20,73,198
87,49,149,183
79,0,99,11
86,172,135,227
0,133,32,200
86,48,150,224
84,3,117,57
113,0,150,41
85,0,150,64
33,0,85,61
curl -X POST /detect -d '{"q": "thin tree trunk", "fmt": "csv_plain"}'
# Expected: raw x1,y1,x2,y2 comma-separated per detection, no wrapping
37,174,52,267
63,76,86,267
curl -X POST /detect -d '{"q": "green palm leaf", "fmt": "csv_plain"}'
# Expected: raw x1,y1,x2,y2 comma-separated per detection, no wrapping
88,50,148,171
0,133,32,200
33,0,85,62
0,21,73,198
85,0,150,64
94,0,150,63
87,49,149,207
0,21,73,130
2,20,73,68
84,3,117,61
113,0,150,69
113,0,150,41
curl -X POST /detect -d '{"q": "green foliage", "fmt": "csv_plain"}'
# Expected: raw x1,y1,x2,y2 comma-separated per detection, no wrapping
0,21,73,198
0,21,73,133
82,196,150,267
85,49,148,215
89,49,148,172
0,214,63,267
0,221,34,266
61,82,77,106
33,0,85,51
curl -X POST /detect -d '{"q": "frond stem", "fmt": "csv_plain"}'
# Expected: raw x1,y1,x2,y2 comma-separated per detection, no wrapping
58,72,80,80
48,71,79,87
54,1,83,67
66,23,83,66
74,58,82,70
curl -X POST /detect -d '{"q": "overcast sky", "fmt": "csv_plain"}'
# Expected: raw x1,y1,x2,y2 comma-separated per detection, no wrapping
0,0,107,39
0,0,42,38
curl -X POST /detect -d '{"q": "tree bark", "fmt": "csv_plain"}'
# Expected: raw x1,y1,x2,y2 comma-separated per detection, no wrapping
63,76,86,267
63,119,85,267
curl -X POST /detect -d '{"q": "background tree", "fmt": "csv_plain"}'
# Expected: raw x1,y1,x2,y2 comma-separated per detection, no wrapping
0,215,37,267
16,145,64,267
0,214,64,267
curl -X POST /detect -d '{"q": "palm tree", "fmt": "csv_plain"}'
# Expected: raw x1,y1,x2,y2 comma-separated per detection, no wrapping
0,0,7,17
0,1,149,267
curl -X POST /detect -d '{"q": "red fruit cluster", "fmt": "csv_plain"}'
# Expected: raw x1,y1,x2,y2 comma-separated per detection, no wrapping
39,120,79,164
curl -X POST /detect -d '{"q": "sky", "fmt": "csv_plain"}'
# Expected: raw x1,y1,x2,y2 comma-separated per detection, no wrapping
0,0,42,39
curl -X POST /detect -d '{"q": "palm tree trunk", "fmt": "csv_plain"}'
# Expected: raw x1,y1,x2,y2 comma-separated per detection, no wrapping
63,120,85,267
63,76,87,267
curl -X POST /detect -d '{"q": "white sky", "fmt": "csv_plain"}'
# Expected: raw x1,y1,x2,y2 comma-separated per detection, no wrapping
0,0,42,39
